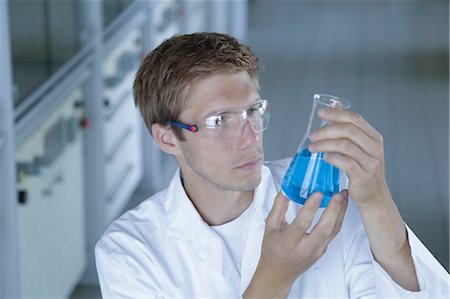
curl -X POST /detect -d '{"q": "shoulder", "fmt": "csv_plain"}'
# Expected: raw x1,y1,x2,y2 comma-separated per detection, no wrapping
95,189,172,296
95,189,168,257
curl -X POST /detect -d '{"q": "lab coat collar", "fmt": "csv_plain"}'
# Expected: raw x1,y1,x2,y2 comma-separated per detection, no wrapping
164,165,277,240
253,164,277,222
164,168,205,240
164,165,279,292
239,164,278,291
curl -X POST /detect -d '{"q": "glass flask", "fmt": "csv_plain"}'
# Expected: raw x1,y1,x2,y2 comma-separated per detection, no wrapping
281,94,351,207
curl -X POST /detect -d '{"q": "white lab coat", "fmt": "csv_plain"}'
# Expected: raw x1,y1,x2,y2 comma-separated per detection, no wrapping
95,159,449,298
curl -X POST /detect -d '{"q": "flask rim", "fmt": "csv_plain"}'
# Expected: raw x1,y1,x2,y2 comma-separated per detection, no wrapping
313,94,351,110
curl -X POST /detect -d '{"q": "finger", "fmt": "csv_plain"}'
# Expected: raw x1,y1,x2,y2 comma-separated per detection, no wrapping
266,191,290,230
309,138,376,173
310,190,349,257
306,192,346,248
317,108,382,143
323,152,366,180
328,190,348,242
328,190,349,241
309,123,380,159
286,192,323,238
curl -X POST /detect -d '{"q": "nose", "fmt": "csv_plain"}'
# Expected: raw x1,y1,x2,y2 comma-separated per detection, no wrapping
237,119,260,150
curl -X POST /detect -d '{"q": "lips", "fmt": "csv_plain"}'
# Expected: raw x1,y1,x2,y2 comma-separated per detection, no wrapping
236,156,263,169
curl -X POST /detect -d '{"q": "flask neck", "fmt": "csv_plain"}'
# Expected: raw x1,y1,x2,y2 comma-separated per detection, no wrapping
296,94,350,152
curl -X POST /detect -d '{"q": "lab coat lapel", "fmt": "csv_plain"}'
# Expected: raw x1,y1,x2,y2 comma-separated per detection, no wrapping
198,165,280,291
239,165,278,293
195,226,241,290
165,168,202,240
165,168,241,290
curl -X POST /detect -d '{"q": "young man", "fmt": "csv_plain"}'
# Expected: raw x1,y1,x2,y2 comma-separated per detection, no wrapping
95,32,448,298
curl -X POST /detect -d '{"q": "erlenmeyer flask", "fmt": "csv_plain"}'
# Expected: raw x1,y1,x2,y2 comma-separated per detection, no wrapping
281,94,351,207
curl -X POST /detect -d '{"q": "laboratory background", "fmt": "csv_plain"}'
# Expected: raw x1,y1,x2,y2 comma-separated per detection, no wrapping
0,0,448,298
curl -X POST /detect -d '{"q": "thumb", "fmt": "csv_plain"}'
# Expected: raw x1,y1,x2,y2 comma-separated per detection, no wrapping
266,191,290,230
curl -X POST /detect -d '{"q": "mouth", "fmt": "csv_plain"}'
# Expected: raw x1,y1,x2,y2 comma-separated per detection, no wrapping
235,156,263,170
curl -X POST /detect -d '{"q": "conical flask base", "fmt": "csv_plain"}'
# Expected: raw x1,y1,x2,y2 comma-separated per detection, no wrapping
281,148,340,207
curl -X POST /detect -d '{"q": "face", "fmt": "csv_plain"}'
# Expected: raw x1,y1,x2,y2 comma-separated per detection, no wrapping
175,71,264,192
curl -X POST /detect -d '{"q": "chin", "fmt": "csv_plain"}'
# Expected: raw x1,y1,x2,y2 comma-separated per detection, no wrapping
218,171,261,192
238,172,262,191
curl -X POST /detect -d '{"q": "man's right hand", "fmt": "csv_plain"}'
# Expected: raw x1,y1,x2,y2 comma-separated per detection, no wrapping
244,190,348,299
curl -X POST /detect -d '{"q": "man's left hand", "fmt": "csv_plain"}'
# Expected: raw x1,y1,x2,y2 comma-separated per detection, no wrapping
307,107,420,292
307,107,388,208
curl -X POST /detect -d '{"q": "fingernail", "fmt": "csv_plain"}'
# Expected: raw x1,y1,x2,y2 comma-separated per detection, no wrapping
343,189,349,201
342,189,348,195
314,193,323,203
309,132,318,140
335,193,343,202
308,144,316,152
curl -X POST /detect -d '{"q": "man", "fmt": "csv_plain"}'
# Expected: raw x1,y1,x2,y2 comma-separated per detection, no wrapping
95,32,449,298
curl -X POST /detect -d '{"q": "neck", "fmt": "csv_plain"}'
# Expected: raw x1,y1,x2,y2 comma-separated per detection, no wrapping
180,171,254,226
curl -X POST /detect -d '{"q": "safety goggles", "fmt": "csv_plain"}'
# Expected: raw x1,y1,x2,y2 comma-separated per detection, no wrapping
168,99,270,140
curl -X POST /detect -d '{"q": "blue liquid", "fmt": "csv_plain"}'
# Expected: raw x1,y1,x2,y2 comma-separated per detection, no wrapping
281,148,339,207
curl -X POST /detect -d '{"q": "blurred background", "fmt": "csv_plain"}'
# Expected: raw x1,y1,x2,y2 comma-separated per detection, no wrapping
0,0,448,298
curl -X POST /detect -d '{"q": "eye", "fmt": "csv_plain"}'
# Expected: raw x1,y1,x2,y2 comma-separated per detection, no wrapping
205,114,228,128
249,101,265,115
248,107,258,114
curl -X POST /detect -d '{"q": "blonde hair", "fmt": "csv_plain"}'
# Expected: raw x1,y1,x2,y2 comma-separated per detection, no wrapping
133,32,260,140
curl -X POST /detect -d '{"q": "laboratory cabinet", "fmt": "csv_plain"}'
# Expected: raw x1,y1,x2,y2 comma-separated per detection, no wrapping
4,0,90,297
81,0,150,284
15,89,87,298
102,27,144,224
0,0,248,295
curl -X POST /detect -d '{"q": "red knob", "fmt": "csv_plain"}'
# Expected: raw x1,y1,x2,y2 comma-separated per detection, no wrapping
80,117,90,129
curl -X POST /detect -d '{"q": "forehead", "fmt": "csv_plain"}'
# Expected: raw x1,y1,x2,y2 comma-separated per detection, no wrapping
181,71,260,120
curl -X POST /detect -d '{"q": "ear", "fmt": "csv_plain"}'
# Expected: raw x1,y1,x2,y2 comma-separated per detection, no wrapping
151,123,182,155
